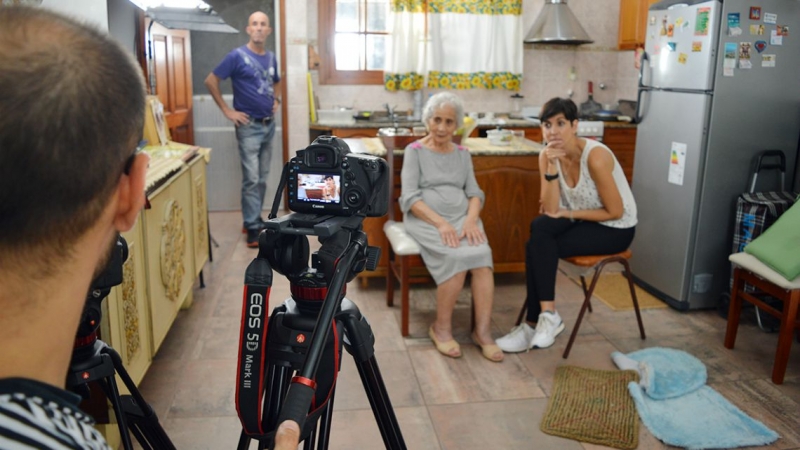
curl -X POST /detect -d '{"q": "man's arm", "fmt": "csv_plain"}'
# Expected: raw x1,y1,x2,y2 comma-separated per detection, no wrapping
204,72,249,126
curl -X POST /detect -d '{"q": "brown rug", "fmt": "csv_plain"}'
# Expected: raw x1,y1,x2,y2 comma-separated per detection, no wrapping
541,366,640,449
566,272,667,311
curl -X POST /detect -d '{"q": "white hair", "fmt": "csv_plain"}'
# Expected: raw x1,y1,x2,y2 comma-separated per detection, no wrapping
422,92,464,129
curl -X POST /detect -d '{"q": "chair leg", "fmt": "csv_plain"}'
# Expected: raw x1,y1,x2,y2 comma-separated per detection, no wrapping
401,255,410,337
564,266,604,359
619,259,645,340
725,268,745,349
772,290,799,384
579,275,593,313
515,302,527,326
386,249,395,307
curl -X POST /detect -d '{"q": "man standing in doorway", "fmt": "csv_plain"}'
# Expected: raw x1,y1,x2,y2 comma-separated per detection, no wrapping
205,11,282,248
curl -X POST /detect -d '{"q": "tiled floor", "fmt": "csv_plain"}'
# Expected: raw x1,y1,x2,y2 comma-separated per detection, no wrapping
136,211,800,449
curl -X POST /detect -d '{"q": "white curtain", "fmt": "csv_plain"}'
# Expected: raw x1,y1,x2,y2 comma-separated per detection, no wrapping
384,0,523,92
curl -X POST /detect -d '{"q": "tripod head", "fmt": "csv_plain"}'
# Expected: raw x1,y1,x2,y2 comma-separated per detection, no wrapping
256,213,378,315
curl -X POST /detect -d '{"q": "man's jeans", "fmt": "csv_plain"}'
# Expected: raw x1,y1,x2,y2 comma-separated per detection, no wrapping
236,119,275,230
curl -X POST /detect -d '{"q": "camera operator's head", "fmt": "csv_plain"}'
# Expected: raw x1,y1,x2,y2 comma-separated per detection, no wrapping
0,6,148,385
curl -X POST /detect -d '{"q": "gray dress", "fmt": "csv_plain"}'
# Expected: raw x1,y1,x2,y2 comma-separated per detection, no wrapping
399,141,493,284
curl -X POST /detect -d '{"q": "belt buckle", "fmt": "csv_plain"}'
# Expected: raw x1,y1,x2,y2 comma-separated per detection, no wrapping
260,116,272,125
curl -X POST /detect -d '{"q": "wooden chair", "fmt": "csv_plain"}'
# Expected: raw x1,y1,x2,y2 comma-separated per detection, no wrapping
725,252,800,384
515,249,646,358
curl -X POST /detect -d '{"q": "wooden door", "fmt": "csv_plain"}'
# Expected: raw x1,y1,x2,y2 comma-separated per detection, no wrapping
148,20,194,145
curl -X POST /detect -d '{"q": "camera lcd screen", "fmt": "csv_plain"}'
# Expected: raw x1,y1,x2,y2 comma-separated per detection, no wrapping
296,173,342,205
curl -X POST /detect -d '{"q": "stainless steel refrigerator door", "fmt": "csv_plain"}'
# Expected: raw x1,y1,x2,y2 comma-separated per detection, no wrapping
630,89,712,305
644,0,720,90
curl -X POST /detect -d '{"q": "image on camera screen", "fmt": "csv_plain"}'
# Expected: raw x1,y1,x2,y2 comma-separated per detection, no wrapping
297,172,341,204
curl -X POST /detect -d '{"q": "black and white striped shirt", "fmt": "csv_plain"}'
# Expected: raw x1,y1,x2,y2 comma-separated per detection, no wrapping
0,378,110,449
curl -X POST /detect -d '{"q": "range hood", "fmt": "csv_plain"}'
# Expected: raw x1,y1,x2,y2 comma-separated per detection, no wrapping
524,0,593,45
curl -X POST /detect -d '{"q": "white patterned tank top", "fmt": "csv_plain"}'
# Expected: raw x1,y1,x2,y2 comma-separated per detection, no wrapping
556,138,638,229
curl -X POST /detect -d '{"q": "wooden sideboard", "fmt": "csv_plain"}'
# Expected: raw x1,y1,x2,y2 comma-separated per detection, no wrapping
358,142,542,281
95,150,210,446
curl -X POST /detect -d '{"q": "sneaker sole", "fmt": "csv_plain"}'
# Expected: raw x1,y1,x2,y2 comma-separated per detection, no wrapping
532,322,565,349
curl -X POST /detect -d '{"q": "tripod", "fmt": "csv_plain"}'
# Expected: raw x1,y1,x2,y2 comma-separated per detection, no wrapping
235,214,407,450
68,235,174,450
68,338,175,450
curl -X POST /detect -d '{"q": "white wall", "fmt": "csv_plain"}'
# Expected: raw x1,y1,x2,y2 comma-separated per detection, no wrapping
41,0,108,31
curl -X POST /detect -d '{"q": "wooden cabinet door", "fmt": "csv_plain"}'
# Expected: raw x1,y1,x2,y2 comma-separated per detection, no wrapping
618,0,644,50
331,128,378,138
149,20,194,144
618,0,658,50
603,127,637,183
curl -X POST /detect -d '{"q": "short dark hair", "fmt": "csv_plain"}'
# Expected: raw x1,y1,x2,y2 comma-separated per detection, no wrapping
540,97,579,123
0,6,145,260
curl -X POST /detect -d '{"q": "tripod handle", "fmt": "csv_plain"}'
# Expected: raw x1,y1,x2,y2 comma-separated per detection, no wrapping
276,380,315,434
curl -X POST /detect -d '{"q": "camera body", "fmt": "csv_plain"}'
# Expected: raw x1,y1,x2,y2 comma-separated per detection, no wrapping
287,136,388,217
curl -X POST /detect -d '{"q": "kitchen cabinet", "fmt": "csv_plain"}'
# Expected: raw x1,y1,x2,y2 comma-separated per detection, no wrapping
331,127,377,138
618,0,659,50
604,127,637,183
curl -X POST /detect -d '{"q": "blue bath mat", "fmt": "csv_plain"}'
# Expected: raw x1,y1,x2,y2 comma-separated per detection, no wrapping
614,347,778,449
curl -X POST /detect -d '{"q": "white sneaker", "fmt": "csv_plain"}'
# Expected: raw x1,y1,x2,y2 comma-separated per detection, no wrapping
531,311,565,349
496,322,536,353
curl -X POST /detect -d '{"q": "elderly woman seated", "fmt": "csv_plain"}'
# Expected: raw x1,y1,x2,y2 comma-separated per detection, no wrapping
399,92,503,362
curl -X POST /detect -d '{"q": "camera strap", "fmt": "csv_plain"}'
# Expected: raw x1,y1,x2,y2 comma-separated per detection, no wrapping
236,257,273,435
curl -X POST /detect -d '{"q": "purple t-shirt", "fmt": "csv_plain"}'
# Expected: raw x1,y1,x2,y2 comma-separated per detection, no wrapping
213,45,280,119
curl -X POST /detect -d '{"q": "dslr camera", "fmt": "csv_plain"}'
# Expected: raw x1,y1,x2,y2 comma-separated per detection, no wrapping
287,136,388,217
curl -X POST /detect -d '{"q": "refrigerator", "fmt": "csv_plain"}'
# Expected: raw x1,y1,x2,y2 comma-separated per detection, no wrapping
630,0,800,310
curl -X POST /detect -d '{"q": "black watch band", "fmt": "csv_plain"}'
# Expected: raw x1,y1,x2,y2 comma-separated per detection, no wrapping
544,172,559,182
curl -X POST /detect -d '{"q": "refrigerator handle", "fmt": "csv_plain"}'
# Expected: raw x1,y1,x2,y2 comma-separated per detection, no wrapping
638,51,650,89
634,51,651,124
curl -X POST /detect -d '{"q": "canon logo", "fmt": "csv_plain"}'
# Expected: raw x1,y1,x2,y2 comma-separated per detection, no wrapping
312,204,324,209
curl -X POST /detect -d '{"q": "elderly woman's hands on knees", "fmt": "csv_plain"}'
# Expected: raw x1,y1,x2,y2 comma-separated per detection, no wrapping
461,217,487,245
436,222,460,248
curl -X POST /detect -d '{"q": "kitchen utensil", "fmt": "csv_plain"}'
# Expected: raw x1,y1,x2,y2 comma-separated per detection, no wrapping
579,81,602,117
487,129,513,146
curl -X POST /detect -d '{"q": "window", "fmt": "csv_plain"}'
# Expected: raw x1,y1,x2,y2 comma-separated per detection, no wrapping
319,0,389,85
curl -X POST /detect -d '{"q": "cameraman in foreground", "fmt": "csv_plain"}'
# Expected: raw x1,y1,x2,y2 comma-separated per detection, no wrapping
0,7,305,450
0,6,149,448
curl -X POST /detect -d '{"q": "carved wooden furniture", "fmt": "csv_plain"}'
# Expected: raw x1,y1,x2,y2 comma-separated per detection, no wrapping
515,250,646,359
725,252,800,384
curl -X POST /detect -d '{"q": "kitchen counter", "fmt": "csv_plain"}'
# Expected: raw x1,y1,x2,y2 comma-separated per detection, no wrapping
311,118,636,132
345,137,543,157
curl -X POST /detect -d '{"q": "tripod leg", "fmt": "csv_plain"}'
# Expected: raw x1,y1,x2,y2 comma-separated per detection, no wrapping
103,346,176,450
95,367,135,450
337,300,407,450
315,386,336,450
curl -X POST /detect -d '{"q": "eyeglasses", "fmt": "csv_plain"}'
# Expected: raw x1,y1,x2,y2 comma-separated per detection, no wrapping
123,140,147,175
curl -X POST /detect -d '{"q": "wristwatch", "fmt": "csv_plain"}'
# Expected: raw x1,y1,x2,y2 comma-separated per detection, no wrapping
544,172,559,181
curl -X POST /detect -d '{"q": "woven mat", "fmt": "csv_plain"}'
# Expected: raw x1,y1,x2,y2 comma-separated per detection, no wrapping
565,272,667,311
541,366,640,449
